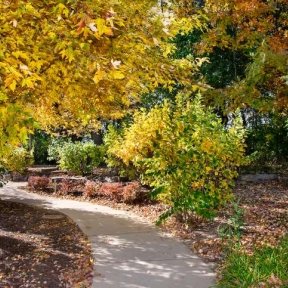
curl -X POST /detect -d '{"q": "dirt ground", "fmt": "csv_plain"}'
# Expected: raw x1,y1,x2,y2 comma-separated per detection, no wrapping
0,200,93,288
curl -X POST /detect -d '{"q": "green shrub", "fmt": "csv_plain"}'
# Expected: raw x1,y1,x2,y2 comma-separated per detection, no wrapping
217,201,244,240
245,113,288,172
58,142,105,175
0,164,6,175
1,147,34,173
47,137,71,162
31,130,51,165
105,93,246,220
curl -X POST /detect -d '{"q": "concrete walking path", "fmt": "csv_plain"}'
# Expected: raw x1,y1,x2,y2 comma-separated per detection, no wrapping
0,182,215,288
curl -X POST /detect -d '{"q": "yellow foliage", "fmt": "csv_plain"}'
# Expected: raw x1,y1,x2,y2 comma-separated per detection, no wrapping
105,94,246,218
0,102,34,157
0,0,199,150
107,102,171,167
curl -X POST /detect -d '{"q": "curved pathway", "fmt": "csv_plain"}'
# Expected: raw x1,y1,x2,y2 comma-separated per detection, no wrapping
0,182,215,288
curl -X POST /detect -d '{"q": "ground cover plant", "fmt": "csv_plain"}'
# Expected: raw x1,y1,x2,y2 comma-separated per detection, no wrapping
216,236,288,288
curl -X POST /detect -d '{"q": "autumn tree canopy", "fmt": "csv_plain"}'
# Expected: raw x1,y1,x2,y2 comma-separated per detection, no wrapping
172,0,288,113
1,0,287,158
0,0,197,155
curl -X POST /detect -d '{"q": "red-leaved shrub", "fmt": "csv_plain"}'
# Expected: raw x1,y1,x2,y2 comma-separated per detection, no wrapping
96,181,147,203
83,181,101,198
122,181,143,203
58,179,85,195
28,176,50,191
98,182,125,201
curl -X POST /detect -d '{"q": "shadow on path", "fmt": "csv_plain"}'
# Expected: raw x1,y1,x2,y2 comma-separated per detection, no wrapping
0,182,215,288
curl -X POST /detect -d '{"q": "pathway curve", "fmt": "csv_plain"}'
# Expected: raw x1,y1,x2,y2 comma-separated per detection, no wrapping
0,182,215,288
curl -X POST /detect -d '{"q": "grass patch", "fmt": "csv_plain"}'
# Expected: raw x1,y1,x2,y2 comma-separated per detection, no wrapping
215,236,288,288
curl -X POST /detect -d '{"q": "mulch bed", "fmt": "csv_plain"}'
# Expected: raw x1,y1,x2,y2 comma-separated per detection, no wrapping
0,200,93,288
163,180,288,262
23,179,288,265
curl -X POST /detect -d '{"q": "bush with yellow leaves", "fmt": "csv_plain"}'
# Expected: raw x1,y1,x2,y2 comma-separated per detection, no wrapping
1,147,34,174
105,94,246,220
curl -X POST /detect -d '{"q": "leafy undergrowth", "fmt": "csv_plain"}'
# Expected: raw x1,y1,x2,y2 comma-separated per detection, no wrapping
25,179,288,285
0,200,93,287
161,180,288,262
215,236,288,288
